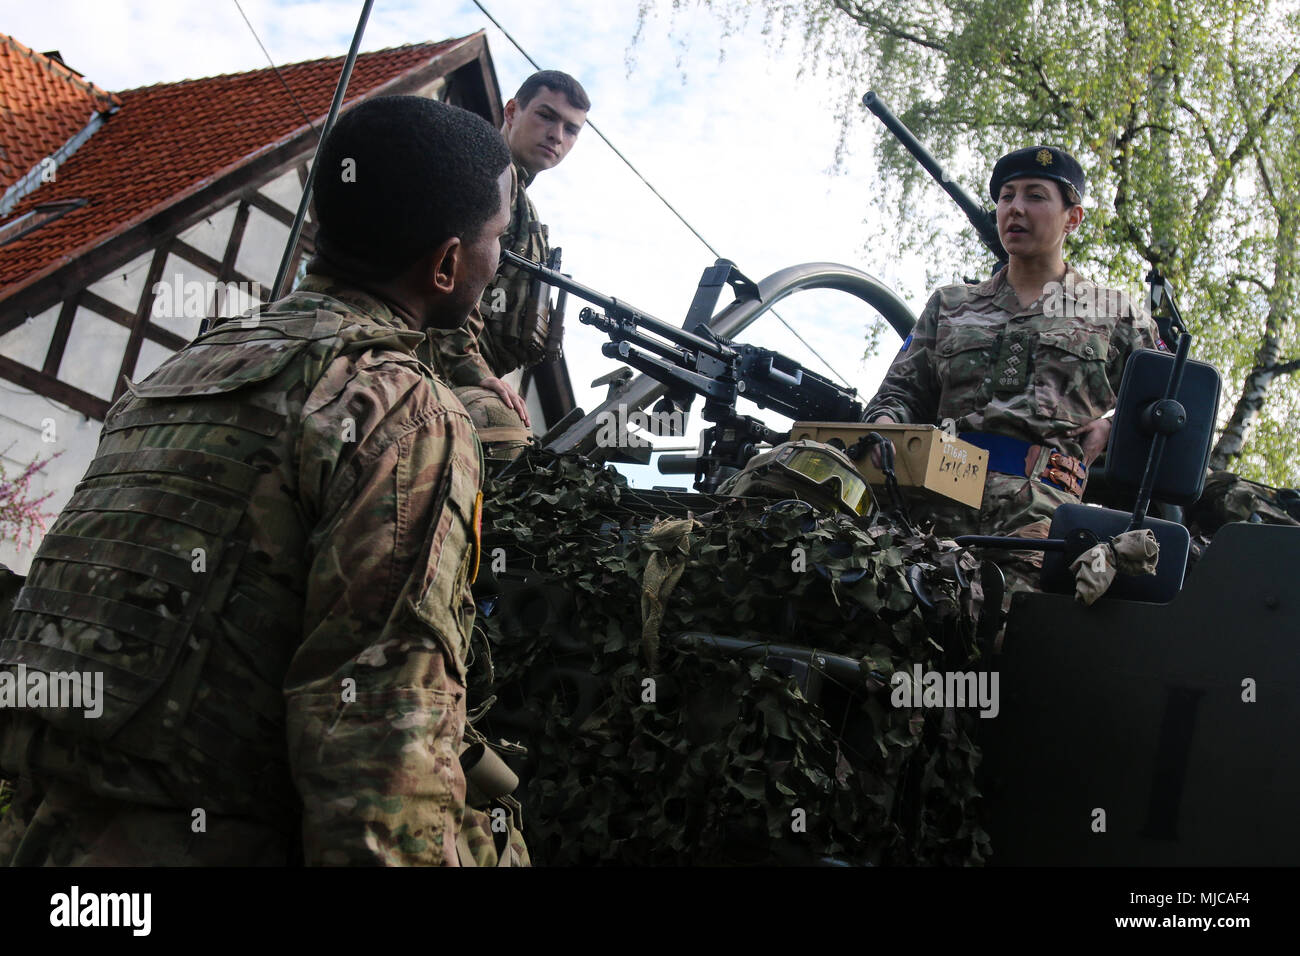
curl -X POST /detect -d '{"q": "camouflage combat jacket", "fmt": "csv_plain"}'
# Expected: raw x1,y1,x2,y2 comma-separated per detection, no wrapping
428,161,553,384
864,267,1161,463
0,274,483,865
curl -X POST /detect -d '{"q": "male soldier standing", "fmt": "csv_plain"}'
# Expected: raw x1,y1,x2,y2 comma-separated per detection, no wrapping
0,96,511,865
428,70,590,461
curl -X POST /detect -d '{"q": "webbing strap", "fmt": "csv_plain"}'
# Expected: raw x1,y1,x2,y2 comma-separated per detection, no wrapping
63,487,242,536
13,587,177,648
36,534,200,593
105,401,284,438
474,426,532,443
86,449,260,495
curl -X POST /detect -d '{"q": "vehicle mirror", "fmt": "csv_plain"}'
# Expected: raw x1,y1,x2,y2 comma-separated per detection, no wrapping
1105,347,1220,506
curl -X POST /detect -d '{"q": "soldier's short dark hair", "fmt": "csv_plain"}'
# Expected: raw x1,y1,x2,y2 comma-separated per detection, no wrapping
1056,182,1080,208
312,95,512,279
514,70,591,112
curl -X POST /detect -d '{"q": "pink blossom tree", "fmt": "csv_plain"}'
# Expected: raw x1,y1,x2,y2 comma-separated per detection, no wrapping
0,450,62,551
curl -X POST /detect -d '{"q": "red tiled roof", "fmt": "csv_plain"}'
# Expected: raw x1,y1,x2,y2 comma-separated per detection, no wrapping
0,35,121,188
0,33,477,295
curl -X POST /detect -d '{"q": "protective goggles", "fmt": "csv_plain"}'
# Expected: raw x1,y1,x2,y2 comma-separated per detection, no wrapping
778,445,874,517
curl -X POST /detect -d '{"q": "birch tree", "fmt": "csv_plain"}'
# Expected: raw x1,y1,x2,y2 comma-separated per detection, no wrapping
640,0,1300,483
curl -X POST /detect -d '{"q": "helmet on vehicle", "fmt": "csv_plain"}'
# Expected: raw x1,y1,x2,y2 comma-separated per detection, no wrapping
455,385,532,462
718,439,875,520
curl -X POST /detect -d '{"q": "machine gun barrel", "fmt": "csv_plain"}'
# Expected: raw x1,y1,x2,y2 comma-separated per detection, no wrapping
862,91,1008,263
500,249,732,362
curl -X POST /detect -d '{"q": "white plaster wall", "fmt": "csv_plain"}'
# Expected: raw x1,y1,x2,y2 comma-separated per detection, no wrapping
61,306,131,400
235,206,291,289
0,302,59,367
259,168,302,215
151,252,215,340
177,203,238,261
83,249,151,313
134,337,175,381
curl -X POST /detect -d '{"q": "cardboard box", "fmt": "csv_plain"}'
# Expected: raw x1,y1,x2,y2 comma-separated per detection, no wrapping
789,422,988,509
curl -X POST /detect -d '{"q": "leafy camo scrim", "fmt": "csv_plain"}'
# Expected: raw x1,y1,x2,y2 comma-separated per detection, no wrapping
470,450,990,865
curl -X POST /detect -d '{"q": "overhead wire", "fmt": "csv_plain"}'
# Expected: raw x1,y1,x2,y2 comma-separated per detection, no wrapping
467,0,854,390
231,0,320,135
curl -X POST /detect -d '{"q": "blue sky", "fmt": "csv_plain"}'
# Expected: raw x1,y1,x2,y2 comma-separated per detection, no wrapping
8,0,950,486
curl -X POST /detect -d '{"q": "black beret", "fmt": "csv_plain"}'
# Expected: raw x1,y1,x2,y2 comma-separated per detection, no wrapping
989,146,1085,202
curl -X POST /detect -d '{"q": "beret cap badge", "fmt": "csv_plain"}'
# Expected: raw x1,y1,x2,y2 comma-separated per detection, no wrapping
990,145,1085,201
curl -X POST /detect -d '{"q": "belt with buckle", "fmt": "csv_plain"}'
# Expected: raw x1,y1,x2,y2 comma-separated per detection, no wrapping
958,431,1088,497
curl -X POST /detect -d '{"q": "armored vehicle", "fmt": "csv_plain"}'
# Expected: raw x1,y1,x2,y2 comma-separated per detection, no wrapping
461,95,1300,867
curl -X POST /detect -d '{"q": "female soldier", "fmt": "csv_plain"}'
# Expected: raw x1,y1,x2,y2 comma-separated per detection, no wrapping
862,146,1162,594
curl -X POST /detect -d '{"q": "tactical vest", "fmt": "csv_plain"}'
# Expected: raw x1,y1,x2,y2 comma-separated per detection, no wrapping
0,303,439,825
478,164,557,374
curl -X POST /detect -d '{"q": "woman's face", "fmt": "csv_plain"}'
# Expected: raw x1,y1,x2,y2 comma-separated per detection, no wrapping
995,176,1083,260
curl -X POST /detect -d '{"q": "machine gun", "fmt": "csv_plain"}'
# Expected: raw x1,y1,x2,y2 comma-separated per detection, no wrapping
500,249,864,492
862,91,1007,265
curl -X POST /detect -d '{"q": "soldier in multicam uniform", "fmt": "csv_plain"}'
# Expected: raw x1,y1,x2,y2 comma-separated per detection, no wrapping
864,146,1163,602
427,70,590,462
0,96,514,865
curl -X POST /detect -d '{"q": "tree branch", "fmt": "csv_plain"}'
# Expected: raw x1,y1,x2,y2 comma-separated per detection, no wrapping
1111,106,1161,266
1189,59,1300,251
1253,145,1278,208
832,0,948,53
1175,95,1221,159
1228,271,1272,295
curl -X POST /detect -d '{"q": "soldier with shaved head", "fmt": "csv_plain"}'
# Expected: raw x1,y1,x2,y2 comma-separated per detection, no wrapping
0,96,514,865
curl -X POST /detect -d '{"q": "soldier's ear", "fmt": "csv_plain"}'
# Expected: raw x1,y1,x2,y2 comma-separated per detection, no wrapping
503,98,518,132
427,236,461,295
1065,204,1084,234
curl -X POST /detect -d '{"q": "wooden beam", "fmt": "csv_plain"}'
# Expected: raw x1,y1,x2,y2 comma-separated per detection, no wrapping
80,289,138,328
246,190,296,229
171,237,255,288
474,43,505,128
0,352,110,420
41,293,82,377
142,323,188,353
77,289,188,352
217,201,251,283
112,242,173,402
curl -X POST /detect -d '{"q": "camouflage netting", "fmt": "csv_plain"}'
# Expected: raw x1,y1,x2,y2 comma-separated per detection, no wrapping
470,449,993,865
